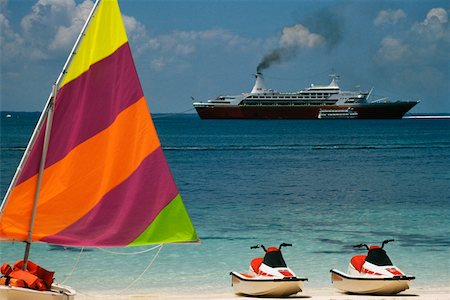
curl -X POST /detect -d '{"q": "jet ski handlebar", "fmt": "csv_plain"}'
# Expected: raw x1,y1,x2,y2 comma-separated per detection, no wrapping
250,243,292,252
353,239,395,250
250,244,267,251
353,243,369,250
381,239,395,248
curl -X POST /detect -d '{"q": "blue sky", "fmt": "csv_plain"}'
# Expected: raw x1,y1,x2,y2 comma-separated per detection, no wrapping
1,0,449,113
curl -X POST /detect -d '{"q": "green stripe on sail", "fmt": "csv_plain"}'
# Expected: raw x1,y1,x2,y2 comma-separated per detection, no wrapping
129,195,198,245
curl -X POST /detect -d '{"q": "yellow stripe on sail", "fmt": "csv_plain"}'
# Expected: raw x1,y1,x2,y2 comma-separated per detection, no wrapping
60,0,128,88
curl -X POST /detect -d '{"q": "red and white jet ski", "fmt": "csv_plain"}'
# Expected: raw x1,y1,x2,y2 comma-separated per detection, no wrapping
230,243,307,297
330,239,415,295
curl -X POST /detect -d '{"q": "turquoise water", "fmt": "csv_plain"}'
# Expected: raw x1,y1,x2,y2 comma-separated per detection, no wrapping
1,113,449,294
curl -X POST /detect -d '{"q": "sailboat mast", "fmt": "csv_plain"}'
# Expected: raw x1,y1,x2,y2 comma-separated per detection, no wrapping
20,0,102,270
23,85,56,268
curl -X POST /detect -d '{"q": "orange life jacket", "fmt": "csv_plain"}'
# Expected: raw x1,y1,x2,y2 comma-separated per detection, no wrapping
0,276,27,288
1,263,12,276
0,260,54,291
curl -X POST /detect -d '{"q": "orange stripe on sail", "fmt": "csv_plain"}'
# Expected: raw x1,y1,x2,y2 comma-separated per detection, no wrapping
0,97,159,241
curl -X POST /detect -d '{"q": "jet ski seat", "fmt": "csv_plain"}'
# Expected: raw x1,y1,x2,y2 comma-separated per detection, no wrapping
250,257,263,274
350,255,367,272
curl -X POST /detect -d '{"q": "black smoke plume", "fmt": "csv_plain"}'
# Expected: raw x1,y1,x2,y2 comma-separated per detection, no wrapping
257,10,344,73
257,48,296,73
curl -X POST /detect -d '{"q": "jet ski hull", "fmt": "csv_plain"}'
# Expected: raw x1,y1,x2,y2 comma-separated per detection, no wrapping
230,271,307,297
330,269,414,295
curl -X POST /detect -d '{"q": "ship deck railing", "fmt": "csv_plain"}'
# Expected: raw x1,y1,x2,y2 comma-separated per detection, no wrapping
240,101,336,106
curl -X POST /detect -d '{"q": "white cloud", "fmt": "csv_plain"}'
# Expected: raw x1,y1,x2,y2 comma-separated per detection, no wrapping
412,7,449,42
424,8,448,25
49,0,94,50
376,7,449,65
143,29,263,71
0,0,7,11
0,9,25,61
376,37,410,62
123,14,148,53
150,28,261,54
123,15,145,34
21,0,77,35
150,57,168,71
12,0,94,60
1,0,152,62
280,24,325,48
1,0,263,73
374,9,406,26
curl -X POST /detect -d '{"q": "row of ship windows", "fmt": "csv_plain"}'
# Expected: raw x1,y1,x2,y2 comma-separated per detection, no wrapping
241,101,335,106
247,93,332,99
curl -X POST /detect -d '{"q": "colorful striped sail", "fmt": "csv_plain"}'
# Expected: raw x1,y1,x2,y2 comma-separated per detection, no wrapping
0,0,198,247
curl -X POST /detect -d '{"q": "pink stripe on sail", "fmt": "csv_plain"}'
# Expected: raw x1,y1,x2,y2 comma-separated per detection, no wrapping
16,43,144,185
42,147,178,247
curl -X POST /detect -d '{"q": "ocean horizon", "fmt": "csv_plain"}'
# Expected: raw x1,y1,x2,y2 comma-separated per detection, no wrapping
1,113,449,295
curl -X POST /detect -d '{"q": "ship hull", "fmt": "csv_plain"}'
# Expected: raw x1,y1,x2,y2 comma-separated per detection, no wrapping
194,102,418,120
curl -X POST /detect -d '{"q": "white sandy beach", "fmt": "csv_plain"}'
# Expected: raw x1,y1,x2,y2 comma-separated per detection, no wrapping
74,286,449,300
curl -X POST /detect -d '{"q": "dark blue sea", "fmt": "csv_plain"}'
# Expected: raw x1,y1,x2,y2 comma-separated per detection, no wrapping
1,112,449,294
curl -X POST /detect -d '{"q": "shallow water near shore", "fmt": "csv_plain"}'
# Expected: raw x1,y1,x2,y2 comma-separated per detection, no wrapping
1,113,449,295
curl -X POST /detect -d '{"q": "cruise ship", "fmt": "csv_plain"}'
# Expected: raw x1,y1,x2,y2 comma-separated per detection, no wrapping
192,73,419,119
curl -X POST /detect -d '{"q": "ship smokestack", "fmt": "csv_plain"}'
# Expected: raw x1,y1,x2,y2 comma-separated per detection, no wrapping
251,72,267,94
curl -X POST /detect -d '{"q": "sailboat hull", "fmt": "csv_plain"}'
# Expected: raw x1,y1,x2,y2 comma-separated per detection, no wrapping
0,284,76,300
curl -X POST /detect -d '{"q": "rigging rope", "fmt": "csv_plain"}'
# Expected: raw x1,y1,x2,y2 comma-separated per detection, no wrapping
96,244,162,255
74,244,164,298
60,247,84,284
60,244,162,285
151,107,196,119
118,244,163,294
